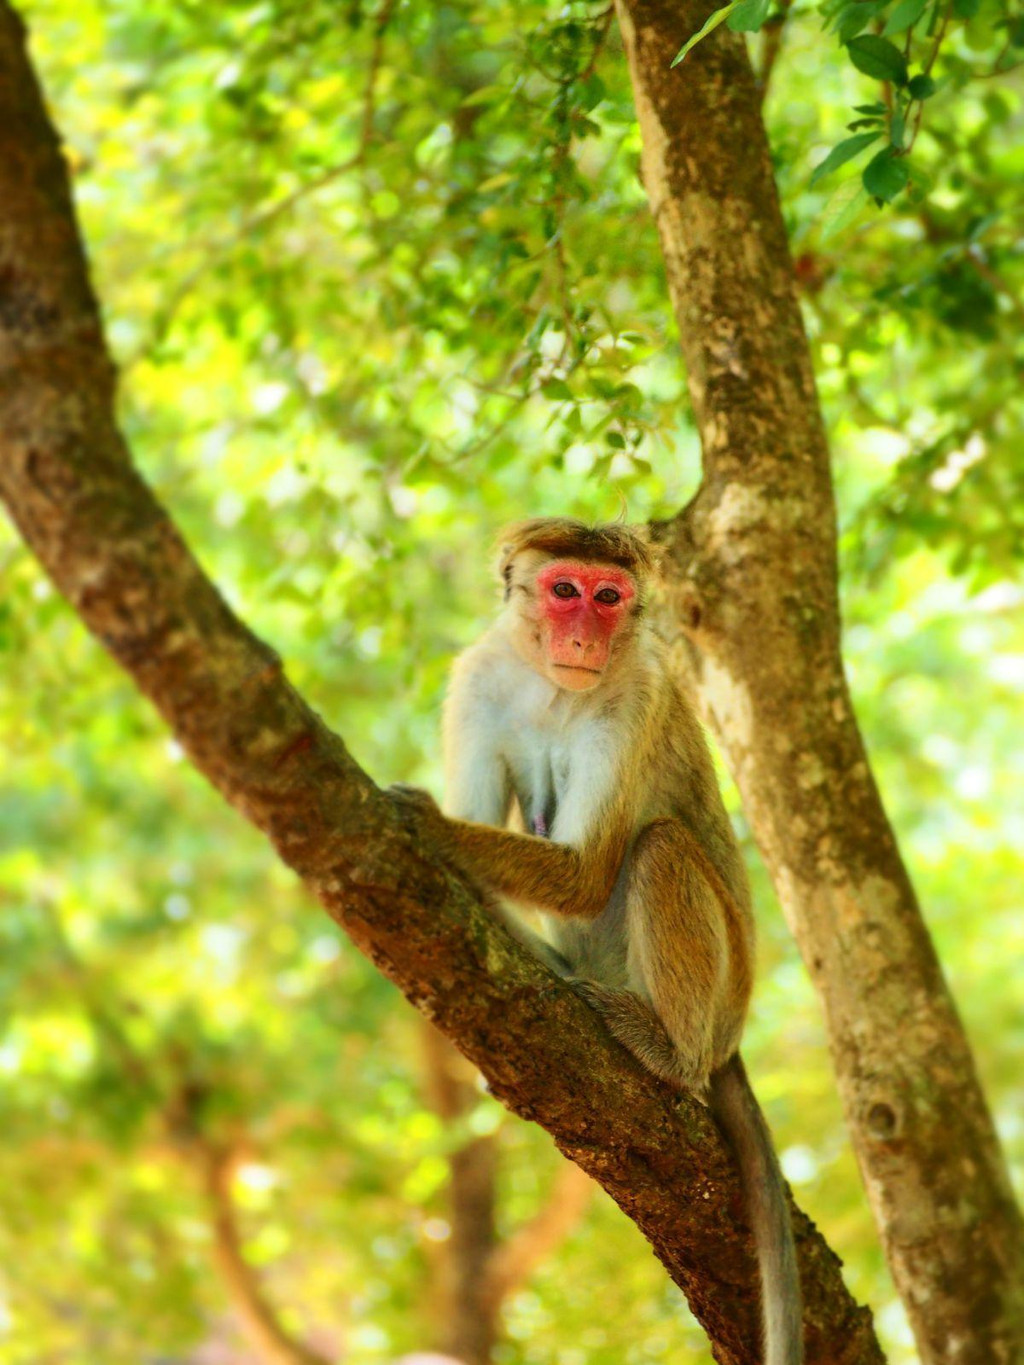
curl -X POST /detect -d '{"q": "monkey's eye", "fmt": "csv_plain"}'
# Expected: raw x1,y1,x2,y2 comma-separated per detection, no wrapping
594,588,621,605
552,581,579,599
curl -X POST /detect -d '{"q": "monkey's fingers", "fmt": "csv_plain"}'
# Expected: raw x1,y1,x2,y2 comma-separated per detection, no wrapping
388,783,449,844
389,782,441,814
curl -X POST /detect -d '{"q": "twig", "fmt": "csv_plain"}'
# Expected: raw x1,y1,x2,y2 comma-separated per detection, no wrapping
758,0,794,103
905,0,953,153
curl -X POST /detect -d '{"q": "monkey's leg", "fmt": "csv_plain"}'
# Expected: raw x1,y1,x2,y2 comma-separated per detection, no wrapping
625,818,734,1092
571,980,702,1092
497,908,574,979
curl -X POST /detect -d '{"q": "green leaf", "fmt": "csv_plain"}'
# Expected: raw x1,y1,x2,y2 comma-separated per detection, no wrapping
907,73,937,98
834,0,887,41
846,35,910,83
862,147,910,201
541,379,573,401
810,131,883,186
953,0,979,15
726,0,771,31
821,180,870,240
671,2,738,64
577,74,607,111
605,431,626,449
884,0,929,34
461,84,503,107
854,101,888,113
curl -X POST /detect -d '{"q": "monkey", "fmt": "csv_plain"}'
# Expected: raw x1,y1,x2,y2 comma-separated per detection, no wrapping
394,517,802,1365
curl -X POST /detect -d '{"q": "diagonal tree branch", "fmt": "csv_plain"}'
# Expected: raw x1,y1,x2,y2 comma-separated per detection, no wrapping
0,6,881,1363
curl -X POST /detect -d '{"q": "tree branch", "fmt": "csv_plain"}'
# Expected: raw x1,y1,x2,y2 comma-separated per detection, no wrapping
0,6,881,1363
420,1024,501,1365
200,1143,333,1365
482,1161,593,1310
613,2,1024,1360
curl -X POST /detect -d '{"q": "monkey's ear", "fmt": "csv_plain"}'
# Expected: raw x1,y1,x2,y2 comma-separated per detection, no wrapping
494,522,529,600
632,523,667,580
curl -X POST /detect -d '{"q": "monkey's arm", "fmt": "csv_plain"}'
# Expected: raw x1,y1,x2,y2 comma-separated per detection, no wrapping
441,680,512,826
393,788,626,922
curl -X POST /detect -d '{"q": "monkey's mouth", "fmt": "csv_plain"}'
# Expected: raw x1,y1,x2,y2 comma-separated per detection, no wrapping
554,663,602,675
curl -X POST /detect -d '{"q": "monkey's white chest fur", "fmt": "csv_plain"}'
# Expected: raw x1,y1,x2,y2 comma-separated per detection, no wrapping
501,671,636,986
502,672,623,846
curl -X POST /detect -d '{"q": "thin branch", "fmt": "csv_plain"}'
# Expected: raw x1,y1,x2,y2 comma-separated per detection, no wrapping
757,0,794,104
482,1162,593,1309
38,898,160,1102
200,1142,333,1365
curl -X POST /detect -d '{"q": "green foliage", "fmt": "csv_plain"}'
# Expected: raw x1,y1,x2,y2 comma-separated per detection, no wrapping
677,0,1019,221
0,0,1021,1362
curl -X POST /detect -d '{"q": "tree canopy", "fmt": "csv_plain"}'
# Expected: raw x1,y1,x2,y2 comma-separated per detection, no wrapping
0,0,1021,1362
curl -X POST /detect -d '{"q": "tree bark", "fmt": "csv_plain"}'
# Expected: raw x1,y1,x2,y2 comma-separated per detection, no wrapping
613,3,1024,1361
0,6,882,1363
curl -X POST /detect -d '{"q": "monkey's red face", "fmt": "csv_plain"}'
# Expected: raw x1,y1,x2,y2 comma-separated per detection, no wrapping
533,559,636,690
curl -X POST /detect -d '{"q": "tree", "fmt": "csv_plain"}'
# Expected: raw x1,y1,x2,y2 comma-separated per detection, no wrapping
2,0,1024,1359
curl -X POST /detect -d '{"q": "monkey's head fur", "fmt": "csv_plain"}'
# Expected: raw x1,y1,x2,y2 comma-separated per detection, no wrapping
495,518,659,693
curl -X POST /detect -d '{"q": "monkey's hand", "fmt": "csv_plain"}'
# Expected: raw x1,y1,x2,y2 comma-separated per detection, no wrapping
390,784,503,909
389,784,454,850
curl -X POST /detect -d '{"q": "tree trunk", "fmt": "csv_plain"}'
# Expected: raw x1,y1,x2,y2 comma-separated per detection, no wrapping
419,1026,593,1365
613,3,1024,1361
420,1024,501,1365
0,5,882,1362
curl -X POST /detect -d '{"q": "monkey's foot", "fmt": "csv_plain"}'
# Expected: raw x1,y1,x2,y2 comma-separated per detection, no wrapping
570,981,710,1098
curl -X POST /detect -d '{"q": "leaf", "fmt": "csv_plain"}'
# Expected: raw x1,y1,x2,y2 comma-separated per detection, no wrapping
908,73,937,98
884,0,929,34
577,74,607,111
834,0,887,41
671,2,738,64
953,0,980,15
605,431,626,449
461,84,503,107
541,379,573,401
821,180,870,240
846,35,910,84
890,105,905,148
862,147,910,201
854,101,888,113
478,171,513,192
810,131,883,186
726,0,771,31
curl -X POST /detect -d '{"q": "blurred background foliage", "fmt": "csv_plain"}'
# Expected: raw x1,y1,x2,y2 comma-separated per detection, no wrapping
0,0,1021,1361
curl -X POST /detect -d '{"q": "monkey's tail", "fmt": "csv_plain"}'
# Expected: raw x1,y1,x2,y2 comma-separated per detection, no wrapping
709,1054,803,1365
